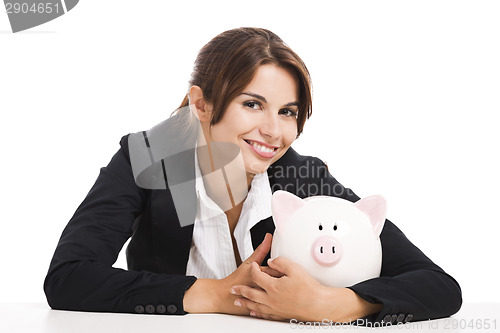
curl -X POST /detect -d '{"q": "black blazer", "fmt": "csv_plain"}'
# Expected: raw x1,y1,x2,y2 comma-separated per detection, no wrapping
44,116,462,324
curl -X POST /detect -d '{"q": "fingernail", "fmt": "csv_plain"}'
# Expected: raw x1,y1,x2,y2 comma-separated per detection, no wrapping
230,288,236,295
250,311,257,317
234,300,241,307
267,258,273,264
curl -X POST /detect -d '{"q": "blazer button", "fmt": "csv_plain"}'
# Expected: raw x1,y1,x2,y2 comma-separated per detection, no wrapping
167,304,177,313
156,304,166,314
134,305,144,314
397,313,405,323
145,304,155,313
383,314,392,324
405,314,414,322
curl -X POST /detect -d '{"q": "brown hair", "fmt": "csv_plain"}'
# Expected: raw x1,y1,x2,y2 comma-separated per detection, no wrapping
177,27,312,137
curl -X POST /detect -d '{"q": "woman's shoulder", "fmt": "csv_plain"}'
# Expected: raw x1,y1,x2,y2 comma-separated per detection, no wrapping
270,147,328,176
268,148,352,199
116,114,200,186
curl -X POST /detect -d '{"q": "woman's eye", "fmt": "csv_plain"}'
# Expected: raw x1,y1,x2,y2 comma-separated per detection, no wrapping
243,101,262,110
279,108,298,118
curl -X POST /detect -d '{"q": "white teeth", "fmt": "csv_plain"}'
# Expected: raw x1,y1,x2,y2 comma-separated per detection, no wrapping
249,141,275,153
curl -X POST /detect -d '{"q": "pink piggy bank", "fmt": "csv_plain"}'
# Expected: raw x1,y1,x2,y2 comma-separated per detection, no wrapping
270,190,387,287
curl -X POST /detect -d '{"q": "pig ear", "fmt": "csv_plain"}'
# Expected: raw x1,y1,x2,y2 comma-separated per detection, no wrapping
355,195,386,236
272,190,305,233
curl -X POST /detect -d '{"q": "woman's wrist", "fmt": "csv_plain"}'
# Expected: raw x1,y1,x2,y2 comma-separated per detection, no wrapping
344,288,383,321
314,287,382,323
183,279,220,313
183,277,249,315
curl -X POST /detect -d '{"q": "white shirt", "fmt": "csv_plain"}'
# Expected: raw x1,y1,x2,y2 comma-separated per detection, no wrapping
185,149,272,279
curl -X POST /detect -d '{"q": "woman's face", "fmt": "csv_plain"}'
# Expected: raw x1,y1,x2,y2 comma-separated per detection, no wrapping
207,64,299,175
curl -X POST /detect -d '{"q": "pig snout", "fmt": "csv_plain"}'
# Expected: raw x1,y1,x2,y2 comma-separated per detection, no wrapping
312,236,343,267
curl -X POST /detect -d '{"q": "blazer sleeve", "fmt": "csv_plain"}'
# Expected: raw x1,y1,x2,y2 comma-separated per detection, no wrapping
43,135,197,314
316,158,462,324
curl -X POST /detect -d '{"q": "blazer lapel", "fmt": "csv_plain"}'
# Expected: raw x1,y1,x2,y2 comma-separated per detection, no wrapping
250,216,276,266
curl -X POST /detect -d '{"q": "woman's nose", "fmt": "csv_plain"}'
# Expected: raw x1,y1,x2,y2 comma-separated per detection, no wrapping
260,112,282,139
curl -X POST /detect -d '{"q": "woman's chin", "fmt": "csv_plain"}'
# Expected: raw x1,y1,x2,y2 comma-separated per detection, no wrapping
246,164,270,175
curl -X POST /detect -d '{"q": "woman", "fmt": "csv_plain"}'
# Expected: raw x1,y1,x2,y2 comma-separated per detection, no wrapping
44,27,462,324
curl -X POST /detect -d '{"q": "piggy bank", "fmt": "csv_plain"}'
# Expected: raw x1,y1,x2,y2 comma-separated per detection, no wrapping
270,190,386,287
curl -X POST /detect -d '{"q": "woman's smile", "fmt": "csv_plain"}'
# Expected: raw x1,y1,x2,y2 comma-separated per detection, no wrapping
243,139,279,159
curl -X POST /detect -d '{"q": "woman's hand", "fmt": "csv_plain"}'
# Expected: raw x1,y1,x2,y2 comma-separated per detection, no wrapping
230,256,382,322
183,233,281,315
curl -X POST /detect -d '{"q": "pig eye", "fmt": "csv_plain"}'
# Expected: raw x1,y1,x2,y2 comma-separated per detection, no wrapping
333,224,338,231
318,224,323,231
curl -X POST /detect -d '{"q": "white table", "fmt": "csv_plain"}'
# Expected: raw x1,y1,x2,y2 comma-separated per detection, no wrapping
1,303,499,332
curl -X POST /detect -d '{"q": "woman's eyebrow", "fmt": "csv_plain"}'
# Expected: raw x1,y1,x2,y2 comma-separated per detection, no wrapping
239,92,299,107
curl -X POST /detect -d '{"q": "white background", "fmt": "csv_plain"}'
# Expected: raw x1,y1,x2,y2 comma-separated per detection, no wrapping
1,0,498,304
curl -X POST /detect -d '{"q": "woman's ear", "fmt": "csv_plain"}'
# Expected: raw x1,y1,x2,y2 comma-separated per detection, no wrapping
189,85,212,122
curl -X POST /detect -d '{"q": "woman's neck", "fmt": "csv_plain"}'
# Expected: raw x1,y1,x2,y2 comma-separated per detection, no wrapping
197,139,252,212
